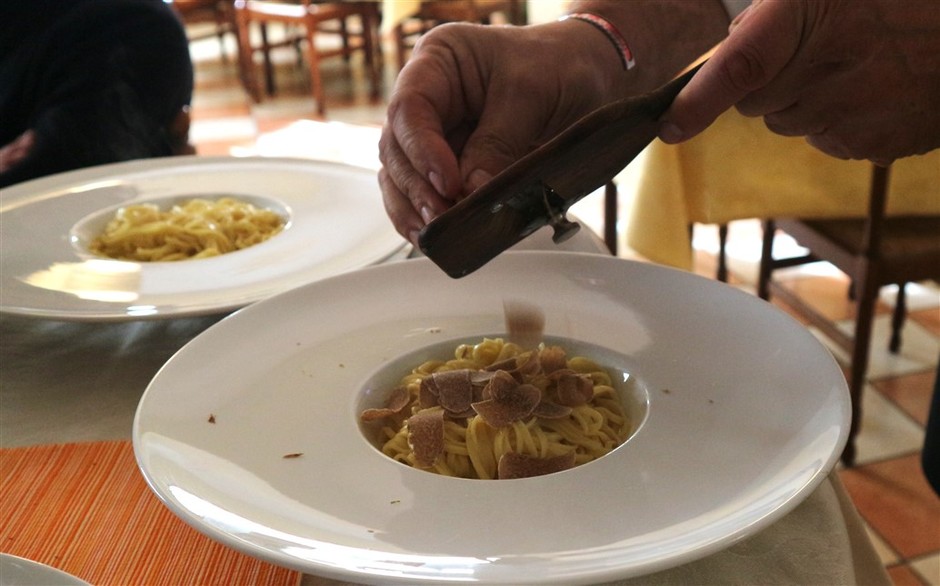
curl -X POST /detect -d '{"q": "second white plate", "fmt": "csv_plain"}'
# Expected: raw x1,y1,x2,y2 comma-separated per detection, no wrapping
0,156,407,320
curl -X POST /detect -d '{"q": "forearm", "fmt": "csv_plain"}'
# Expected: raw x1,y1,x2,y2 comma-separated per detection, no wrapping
564,0,730,97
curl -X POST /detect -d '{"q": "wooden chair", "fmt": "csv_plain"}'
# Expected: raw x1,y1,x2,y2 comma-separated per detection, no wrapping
394,0,525,70
756,163,940,466
232,0,381,115
168,0,237,60
607,186,727,264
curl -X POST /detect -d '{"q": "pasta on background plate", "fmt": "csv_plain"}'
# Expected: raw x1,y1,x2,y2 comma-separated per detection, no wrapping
90,197,283,262
361,337,631,480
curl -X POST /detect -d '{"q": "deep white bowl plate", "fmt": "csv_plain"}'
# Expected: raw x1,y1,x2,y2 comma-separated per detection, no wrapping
0,156,406,320
133,252,849,585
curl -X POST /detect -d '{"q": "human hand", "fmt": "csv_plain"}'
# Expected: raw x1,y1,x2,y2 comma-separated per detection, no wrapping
658,0,940,164
0,130,36,174
378,21,628,246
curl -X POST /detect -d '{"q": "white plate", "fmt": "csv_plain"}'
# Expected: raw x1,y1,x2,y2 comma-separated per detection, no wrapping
133,252,849,585
0,554,89,586
0,156,407,321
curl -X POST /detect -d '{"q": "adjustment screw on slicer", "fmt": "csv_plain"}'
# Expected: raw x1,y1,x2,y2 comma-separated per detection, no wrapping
550,214,580,243
540,182,580,244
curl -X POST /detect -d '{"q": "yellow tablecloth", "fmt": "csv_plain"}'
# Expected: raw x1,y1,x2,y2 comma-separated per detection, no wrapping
626,109,940,270
379,0,421,33
378,0,538,34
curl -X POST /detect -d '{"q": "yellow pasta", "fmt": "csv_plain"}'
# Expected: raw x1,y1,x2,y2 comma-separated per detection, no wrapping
89,197,284,261
366,337,632,480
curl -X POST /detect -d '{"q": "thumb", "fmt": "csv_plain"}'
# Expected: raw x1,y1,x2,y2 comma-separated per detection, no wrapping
658,0,801,143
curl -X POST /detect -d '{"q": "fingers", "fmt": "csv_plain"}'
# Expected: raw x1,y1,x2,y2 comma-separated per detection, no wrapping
378,166,422,247
0,130,36,173
378,122,456,244
378,23,566,239
803,133,853,161
658,0,803,143
378,56,467,240
761,100,829,138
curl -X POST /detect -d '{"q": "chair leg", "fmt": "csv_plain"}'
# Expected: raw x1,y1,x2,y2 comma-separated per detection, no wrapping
394,24,406,70
604,181,618,255
302,29,326,115
716,223,729,282
362,4,381,98
260,23,276,96
757,219,776,300
217,30,228,62
340,18,351,62
509,0,525,24
889,282,907,354
234,9,262,103
841,269,879,467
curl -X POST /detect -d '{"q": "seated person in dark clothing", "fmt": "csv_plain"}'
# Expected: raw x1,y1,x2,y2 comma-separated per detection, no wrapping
0,0,194,188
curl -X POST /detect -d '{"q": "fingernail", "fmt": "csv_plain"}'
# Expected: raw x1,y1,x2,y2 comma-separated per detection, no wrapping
466,169,493,193
658,121,685,144
408,229,421,247
428,171,445,195
420,205,435,224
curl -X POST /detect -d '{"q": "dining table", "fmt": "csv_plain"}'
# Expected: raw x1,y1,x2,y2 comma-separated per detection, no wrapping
1,120,892,585
625,108,940,271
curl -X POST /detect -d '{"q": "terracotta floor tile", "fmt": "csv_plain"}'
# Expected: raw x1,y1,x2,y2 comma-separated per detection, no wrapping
692,250,721,280
192,72,244,92
910,552,940,586
888,563,930,586
913,307,940,338
873,370,938,426
840,454,940,559
774,275,895,321
254,117,309,134
907,552,940,586
769,295,813,326
867,524,901,565
190,103,252,120
191,140,246,157
852,382,925,465
842,317,940,380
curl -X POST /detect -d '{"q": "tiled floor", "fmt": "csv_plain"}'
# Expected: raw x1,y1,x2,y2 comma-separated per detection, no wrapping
184,28,940,585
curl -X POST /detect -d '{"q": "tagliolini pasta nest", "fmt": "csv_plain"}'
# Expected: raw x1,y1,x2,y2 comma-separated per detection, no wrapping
360,337,631,480
89,197,284,261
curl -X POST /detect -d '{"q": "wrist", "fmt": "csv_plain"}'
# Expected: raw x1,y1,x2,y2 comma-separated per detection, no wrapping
560,13,635,71
542,17,634,103
565,0,729,94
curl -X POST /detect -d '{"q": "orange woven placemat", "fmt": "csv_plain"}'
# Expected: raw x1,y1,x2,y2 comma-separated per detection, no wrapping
1,441,301,586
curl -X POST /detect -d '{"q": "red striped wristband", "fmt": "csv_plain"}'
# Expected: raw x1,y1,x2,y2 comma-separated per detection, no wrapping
561,12,636,71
